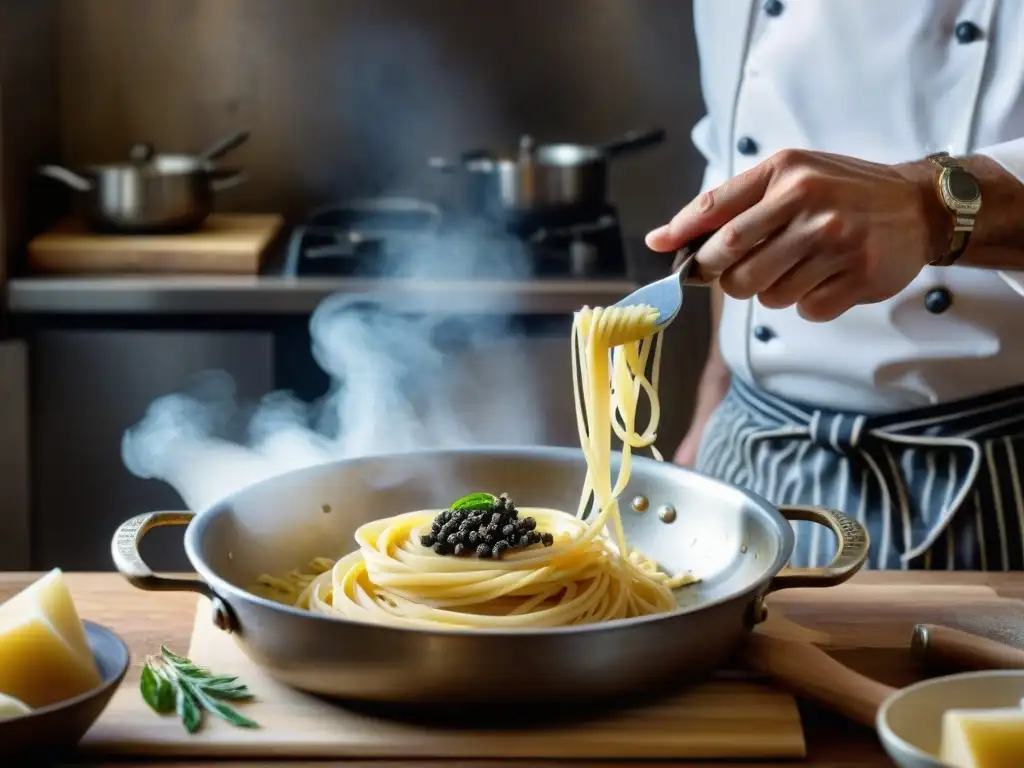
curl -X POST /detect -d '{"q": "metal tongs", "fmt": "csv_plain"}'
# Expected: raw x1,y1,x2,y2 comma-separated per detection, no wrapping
612,231,714,329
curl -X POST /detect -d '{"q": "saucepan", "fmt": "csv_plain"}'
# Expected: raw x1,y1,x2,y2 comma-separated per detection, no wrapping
428,128,666,216
111,446,868,704
38,129,250,234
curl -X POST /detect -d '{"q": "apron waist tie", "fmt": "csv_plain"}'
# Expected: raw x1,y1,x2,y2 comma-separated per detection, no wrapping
729,378,1011,563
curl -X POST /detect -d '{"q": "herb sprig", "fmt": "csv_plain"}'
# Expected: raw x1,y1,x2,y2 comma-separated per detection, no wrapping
140,646,259,733
449,492,497,511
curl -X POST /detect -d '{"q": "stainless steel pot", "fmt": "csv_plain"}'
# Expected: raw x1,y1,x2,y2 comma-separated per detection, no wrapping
38,129,250,234
429,128,666,216
111,446,868,704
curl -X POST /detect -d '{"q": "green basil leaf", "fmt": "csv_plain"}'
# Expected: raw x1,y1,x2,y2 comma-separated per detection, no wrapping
450,493,496,511
140,663,175,714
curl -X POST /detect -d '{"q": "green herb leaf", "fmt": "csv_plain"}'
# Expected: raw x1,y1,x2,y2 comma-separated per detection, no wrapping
160,646,192,666
186,681,260,729
202,675,239,687
450,493,497,511
176,685,202,734
207,688,254,701
140,663,175,714
203,682,254,701
141,646,260,733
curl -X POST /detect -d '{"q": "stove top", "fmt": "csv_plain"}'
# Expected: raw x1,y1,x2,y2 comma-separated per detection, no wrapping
282,198,630,280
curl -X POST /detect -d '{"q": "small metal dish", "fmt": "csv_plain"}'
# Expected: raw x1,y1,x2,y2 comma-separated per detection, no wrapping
0,620,130,759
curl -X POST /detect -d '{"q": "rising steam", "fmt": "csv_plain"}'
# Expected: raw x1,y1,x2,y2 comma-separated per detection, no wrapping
122,229,545,512
120,13,559,511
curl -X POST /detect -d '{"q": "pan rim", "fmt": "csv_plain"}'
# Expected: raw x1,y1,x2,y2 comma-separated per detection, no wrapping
184,444,795,639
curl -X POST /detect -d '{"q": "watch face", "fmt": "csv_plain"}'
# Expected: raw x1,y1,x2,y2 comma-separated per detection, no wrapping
946,169,981,203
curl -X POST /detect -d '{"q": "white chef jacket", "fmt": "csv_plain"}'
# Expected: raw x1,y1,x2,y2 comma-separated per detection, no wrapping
693,0,1024,414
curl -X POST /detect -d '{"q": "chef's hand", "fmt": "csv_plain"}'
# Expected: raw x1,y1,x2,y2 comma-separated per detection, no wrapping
645,149,950,322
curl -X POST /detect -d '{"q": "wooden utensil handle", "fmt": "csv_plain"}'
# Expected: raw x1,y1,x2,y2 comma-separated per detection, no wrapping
742,633,895,727
913,623,1024,671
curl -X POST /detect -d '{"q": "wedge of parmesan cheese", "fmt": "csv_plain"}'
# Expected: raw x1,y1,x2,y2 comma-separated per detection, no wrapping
940,707,1024,768
0,692,32,720
0,569,102,708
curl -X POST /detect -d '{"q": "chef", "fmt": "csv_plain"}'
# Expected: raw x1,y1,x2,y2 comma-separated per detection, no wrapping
646,1,1024,571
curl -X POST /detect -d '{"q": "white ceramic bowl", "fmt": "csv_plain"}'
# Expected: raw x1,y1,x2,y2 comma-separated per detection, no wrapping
876,670,1024,768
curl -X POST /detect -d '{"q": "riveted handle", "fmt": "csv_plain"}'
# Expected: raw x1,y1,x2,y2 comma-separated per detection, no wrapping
111,511,212,596
769,505,870,591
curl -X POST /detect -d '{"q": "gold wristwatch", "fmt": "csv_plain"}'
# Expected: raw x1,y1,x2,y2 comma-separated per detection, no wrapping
926,151,982,267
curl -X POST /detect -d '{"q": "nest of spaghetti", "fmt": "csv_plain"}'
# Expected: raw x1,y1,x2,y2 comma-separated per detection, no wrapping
256,503,698,630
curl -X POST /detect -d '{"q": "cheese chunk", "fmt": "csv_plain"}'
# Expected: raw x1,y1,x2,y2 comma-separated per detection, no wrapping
0,692,31,720
0,569,101,708
0,569,93,663
940,707,1024,768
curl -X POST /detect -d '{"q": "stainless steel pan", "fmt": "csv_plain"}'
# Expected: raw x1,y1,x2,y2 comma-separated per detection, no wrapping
111,446,868,704
38,129,249,234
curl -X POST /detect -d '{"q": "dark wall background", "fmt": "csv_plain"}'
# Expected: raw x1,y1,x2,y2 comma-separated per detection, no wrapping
57,0,706,235
1,0,60,287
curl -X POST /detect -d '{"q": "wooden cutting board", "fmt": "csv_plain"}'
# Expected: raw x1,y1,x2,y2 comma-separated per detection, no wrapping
27,214,283,275
79,597,806,760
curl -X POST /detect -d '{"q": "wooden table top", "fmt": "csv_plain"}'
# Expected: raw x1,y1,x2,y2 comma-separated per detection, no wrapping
6,570,1021,768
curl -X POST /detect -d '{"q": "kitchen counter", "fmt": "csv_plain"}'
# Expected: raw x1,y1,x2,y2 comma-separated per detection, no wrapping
5,239,674,317
6,570,1023,768
6,274,639,316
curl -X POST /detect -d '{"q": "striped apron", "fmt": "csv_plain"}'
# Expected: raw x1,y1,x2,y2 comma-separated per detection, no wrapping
695,377,1024,571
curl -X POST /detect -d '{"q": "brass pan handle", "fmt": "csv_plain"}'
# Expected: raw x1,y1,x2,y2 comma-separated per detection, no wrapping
769,505,870,592
111,511,211,596
112,511,238,633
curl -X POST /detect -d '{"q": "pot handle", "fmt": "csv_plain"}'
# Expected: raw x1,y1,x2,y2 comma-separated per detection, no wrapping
768,505,870,592
598,127,667,158
199,128,251,163
111,511,212,596
38,164,93,192
210,171,247,192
